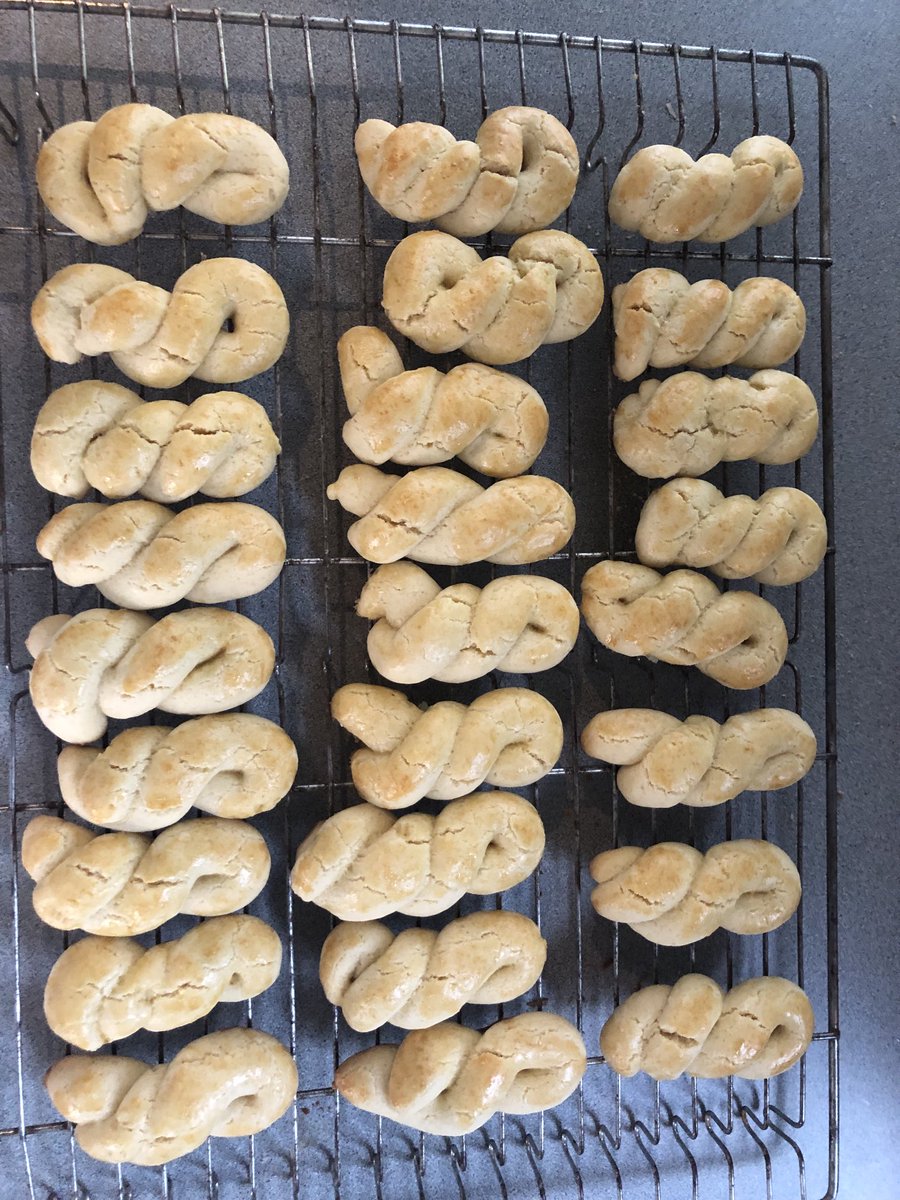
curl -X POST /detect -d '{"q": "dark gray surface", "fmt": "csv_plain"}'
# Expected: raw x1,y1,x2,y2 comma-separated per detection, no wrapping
0,1,896,1198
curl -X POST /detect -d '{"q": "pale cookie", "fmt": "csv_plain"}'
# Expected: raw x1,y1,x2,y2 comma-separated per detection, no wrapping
600,975,814,1080
32,259,289,388
332,683,563,808
382,230,603,365
335,1012,586,1135
31,381,280,501
38,104,289,244
45,915,282,1050
291,791,544,920
21,815,270,936
338,325,548,477
45,1028,297,1164
321,911,546,1031
580,707,816,808
356,561,579,684
356,106,578,235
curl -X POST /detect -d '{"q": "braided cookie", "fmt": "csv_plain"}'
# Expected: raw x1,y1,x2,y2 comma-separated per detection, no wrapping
22,815,270,936
31,381,280,501
45,1027,297,1165
590,840,800,946
38,104,289,245
609,136,803,244
32,259,289,388
612,269,805,381
291,791,544,920
321,911,546,1031
37,500,286,608
635,478,828,585
328,464,575,565
335,1012,585,1135
580,562,788,689
356,106,578,236
58,714,298,832
356,562,579,684
26,608,275,743
332,683,563,808
581,708,816,808
382,230,604,365
600,975,814,1080
338,326,548,477
613,371,819,478
45,915,282,1050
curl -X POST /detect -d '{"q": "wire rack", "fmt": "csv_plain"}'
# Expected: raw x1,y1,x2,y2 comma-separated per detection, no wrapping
0,4,838,1199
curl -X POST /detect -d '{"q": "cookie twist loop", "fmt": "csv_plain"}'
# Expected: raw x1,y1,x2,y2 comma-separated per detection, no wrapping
600,975,814,1080
329,464,575,565
580,561,788,690
356,562,580,684
37,104,289,244
332,683,563,808
32,259,289,388
44,915,282,1050
356,106,579,236
338,326,549,477
635,478,828,585
581,708,816,808
382,230,604,365
22,815,270,936
335,1012,586,1135
37,500,286,608
26,608,275,743
45,1028,297,1165
609,136,803,243
57,714,298,832
612,269,805,380
613,371,819,479
320,912,546,1031
590,840,801,946
31,382,280,502
290,792,545,920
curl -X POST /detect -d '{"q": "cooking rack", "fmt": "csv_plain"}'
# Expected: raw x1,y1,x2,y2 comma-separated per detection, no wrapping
0,4,838,1199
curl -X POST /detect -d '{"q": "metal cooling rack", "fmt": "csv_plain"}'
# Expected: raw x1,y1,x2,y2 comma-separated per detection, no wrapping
0,5,838,1199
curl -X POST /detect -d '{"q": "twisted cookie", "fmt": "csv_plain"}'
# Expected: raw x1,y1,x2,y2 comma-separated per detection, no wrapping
335,1012,586,1135
338,326,548,477
612,269,805,380
382,230,604,365
291,791,544,920
328,464,575,565
581,708,816,808
321,911,546,1031
58,714,298,832
614,371,819,478
22,815,270,936
45,1027,297,1165
37,500,286,608
45,915,282,1050
38,103,289,244
356,562,580,684
332,683,563,808
32,259,289,388
27,608,275,743
356,106,578,236
580,562,788,689
31,381,280,501
636,478,828,585
600,975,814,1080
609,136,803,243
590,840,801,946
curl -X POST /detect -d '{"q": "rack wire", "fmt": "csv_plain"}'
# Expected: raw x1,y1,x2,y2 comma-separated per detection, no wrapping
0,4,838,1198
